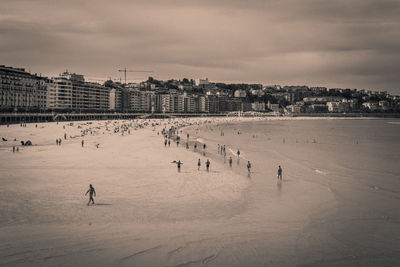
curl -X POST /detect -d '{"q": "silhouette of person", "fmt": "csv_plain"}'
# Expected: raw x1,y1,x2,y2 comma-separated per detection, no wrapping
85,184,96,206
277,165,283,180
206,159,210,172
172,160,183,172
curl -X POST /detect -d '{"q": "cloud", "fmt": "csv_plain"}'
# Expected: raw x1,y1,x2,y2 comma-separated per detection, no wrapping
0,0,399,94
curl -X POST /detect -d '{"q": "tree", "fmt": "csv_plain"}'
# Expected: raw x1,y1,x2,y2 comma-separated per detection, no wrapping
103,80,114,87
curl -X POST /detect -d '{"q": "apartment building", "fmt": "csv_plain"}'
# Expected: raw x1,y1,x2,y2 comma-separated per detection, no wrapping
48,71,110,111
0,65,38,111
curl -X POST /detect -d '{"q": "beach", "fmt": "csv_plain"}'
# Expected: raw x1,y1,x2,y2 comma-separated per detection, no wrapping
0,117,399,266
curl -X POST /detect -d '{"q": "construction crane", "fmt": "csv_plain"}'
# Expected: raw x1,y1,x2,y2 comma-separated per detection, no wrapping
118,68,153,85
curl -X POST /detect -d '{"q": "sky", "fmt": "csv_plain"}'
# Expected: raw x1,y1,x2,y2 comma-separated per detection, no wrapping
1,0,400,94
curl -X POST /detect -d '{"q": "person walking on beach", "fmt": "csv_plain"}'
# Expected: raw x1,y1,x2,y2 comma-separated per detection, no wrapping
164,139,167,147
247,161,252,174
277,165,283,180
206,159,210,172
85,184,96,206
81,140,84,147
229,157,233,168
198,159,201,171
237,149,240,158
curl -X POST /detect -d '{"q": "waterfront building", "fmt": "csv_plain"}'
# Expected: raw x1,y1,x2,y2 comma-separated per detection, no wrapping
219,97,242,112
206,95,219,113
48,71,109,111
251,102,266,111
234,89,247,98
362,102,379,112
37,77,51,112
0,65,38,112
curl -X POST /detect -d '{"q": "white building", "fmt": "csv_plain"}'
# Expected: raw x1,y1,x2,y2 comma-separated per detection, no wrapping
234,89,247,98
251,102,265,111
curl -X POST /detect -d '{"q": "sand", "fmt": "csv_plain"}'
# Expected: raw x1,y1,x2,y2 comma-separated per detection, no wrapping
0,117,399,266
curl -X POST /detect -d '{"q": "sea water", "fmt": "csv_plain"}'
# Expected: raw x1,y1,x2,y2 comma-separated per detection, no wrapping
185,118,400,265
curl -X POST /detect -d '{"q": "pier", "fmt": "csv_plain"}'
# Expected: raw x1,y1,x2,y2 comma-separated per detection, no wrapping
0,113,224,124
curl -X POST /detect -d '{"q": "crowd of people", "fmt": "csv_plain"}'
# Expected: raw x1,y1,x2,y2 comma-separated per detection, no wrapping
2,116,284,207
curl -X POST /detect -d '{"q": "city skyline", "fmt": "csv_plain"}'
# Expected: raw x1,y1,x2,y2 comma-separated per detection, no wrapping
1,0,400,94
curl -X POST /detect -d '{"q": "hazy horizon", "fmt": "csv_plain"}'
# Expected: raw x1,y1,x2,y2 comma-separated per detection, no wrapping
1,0,400,94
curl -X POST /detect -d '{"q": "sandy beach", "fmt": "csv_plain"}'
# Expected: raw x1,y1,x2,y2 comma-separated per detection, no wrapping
1,117,399,266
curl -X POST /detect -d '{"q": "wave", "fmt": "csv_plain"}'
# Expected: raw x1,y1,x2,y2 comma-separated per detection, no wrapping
314,169,327,175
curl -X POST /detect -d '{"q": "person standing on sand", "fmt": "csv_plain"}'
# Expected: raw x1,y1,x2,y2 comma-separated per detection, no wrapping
229,157,233,167
237,149,240,158
206,159,210,172
81,140,84,147
85,184,96,206
247,161,252,174
277,165,283,180
198,159,201,170
172,160,183,172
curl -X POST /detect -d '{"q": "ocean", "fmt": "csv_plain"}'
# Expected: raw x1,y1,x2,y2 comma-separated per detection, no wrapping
184,117,400,265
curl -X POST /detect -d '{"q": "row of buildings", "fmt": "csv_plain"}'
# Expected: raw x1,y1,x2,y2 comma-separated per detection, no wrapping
0,65,243,113
1,65,399,114
1,66,110,112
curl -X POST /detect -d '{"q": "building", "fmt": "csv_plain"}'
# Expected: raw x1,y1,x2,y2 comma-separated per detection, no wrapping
48,71,110,111
234,89,247,98
206,95,219,113
379,100,390,111
219,97,242,112
362,102,379,112
251,102,265,111
286,104,303,113
47,76,73,110
196,78,209,86
37,77,51,111
0,65,39,112
326,101,351,113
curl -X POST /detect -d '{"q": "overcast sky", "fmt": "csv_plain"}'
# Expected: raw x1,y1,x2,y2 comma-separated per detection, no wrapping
1,0,399,94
